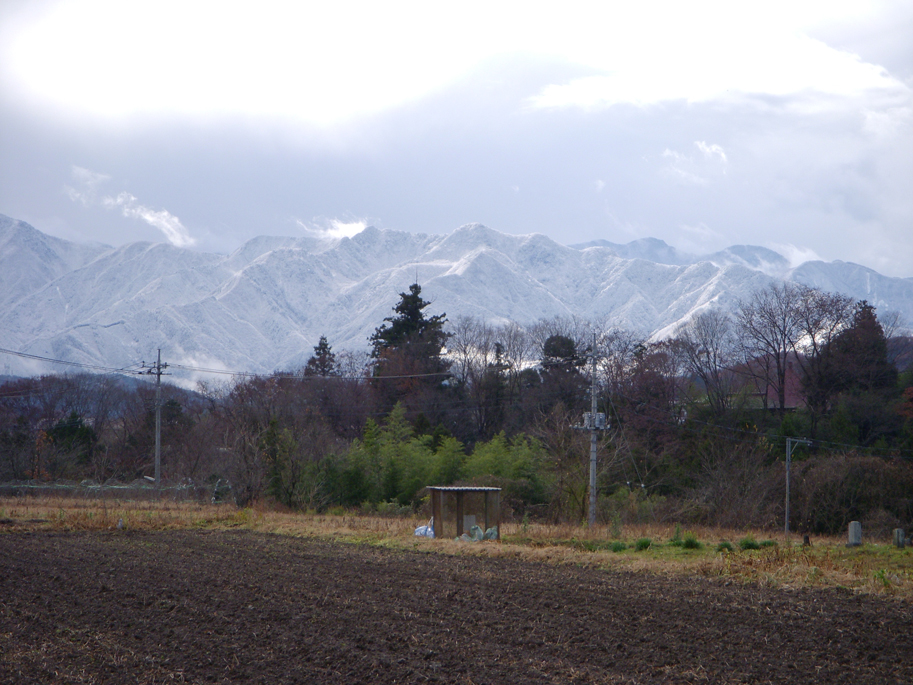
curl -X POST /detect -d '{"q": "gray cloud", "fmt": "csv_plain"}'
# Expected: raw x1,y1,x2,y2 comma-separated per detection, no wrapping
1,3,910,278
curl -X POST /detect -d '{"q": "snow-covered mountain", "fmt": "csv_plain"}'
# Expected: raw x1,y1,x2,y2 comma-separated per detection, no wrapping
1,214,911,377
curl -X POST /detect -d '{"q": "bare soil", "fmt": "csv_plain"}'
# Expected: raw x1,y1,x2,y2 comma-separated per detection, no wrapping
1,530,911,684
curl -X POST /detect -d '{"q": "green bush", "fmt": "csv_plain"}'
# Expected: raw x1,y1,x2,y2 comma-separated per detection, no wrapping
610,513,622,539
739,536,760,551
759,540,778,548
717,541,734,553
375,500,412,517
668,524,683,547
634,537,652,551
610,541,627,553
682,532,702,550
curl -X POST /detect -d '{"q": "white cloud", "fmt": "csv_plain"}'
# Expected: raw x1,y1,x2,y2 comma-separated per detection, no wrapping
71,165,110,189
662,142,729,186
327,219,368,239
103,192,195,247
665,167,709,187
298,218,368,240
862,107,913,138
681,223,722,241
63,165,110,206
770,243,823,267
695,141,727,164
661,149,708,186
527,8,909,114
64,185,89,207
594,179,605,193
675,222,724,253
63,165,194,246
5,2,908,126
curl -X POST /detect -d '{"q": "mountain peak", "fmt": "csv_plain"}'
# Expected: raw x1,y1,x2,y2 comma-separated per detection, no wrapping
1,216,910,376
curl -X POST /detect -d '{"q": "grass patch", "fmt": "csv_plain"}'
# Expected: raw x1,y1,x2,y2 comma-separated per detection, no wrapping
717,541,734,553
572,538,616,552
635,538,652,552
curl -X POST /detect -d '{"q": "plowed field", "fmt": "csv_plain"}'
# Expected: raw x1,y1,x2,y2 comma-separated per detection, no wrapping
1,530,910,684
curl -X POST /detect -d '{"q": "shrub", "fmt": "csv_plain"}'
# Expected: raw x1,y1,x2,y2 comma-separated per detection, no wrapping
610,513,622,539
717,541,734,553
669,524,683,547
375,500,412,517
791,454,913,535
610,541,627,553
572,539,608,552
739,535,760,551
759,540,778,548
635,537,652,551
682,532,702,550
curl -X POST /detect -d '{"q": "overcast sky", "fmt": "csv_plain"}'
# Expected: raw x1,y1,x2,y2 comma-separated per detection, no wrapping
1,1,911,276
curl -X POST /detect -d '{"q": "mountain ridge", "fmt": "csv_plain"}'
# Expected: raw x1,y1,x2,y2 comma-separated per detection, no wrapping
1,214,910,377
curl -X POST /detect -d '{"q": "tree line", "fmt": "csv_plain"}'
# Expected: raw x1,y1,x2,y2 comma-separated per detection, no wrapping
2,282,912,534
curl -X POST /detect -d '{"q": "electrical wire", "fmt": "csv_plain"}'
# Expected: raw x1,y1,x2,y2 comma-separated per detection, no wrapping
2,345,910,459
168,362,451,381
0,346,144,376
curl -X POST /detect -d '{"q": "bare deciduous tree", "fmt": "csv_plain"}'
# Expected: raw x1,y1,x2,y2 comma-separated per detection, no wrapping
736,282,808,414
792,288,855,437
674,309,739,416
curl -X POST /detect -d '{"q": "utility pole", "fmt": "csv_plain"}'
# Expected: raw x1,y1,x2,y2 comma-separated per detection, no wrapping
582,333,606,527
785,437,811,535
142,350,169,489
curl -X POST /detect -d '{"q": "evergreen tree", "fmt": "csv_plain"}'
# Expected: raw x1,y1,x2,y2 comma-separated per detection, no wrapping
369,283,452,422
370,283,449,361
816,301,902,446
832,301,897,393
535,334,587,415
304,336,338,377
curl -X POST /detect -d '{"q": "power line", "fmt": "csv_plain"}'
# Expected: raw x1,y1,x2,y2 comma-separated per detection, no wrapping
605,386,913,459
168,362,450,381
0,346,451,382
2,346,909,459
0,346,142,375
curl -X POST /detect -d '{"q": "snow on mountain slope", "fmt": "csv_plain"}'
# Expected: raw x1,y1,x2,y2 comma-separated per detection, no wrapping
791,260,913,323
0,214,111,310
570,237,699,266
2,240,230,346
1,217,911,377
704,245,792,277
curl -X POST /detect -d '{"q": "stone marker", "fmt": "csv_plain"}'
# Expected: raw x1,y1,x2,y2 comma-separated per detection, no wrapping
893,529,906,549
847,521,862,547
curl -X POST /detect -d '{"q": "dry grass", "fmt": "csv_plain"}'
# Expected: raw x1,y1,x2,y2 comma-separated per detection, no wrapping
2,496,911,599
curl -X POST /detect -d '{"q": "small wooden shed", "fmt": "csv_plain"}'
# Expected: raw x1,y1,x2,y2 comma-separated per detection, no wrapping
428,486,501,541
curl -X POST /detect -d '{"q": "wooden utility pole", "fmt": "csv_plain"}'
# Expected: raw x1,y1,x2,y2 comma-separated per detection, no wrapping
785,437,811,534
584,333,606,527
143,350,169,489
